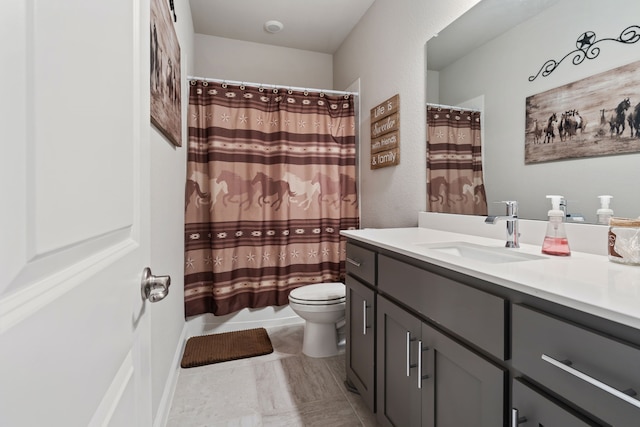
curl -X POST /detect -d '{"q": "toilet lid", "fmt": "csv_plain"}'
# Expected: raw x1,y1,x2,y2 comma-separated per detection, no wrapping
289,282,345,305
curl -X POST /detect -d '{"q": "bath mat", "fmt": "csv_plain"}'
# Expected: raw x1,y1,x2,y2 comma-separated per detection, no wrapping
180,327,273,368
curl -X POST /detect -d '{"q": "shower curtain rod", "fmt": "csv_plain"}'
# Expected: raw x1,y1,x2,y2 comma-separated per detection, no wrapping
187,75,357,97
427,102,480,113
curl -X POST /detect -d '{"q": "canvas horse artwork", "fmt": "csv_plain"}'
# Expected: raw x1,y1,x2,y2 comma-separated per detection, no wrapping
525,60,640,163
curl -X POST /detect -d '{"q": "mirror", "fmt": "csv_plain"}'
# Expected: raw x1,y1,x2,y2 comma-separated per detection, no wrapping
426,0,640,223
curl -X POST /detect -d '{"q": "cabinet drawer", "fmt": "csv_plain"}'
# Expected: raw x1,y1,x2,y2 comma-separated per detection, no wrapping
346,242,376,285
378,255,506,360
512,378,597,426
512,304,640,425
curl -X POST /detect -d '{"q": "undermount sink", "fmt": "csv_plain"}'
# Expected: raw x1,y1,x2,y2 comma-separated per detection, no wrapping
417,242,547,264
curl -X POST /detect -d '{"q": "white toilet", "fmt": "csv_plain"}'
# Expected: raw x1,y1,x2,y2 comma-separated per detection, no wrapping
288,282,346,358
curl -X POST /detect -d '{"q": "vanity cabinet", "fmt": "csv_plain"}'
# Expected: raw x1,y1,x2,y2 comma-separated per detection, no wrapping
344,237,640,427
512,303,640,425
376,296,505,427
345,243,376,412
512,378,597,426
345,275,375,411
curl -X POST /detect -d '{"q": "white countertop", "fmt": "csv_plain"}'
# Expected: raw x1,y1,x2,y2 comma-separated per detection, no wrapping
341,227,640,330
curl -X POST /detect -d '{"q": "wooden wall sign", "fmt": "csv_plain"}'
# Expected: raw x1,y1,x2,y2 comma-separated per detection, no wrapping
370,94,400,169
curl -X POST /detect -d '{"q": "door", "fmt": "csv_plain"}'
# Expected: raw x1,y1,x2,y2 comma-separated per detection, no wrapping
377,296,422,427
421,322,505,427
346,275,375,412
1,0,154,425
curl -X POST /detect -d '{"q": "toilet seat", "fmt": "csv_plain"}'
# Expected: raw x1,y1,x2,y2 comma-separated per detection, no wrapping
288,282,345,306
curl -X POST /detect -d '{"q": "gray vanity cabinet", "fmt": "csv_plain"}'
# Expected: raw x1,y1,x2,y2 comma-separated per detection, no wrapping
376,296,422,427
512,378,597,426
376,296,505,427
345,242,377,412
345,275,375,412
512,303,640,425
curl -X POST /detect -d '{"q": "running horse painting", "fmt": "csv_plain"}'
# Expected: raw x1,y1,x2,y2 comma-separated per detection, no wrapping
525,60,640,164
610,98,631,137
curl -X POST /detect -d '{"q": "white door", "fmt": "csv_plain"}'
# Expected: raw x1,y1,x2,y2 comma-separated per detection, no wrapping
0,1,156,425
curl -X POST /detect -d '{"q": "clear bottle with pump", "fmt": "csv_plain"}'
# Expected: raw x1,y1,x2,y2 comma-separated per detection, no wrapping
597,195,613,225
542,195,571,256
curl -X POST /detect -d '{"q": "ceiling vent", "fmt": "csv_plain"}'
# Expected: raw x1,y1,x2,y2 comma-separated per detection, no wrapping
264,20,284,34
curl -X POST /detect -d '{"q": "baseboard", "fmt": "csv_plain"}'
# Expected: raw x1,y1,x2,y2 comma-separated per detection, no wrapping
186,307,304,337
152,322,188,427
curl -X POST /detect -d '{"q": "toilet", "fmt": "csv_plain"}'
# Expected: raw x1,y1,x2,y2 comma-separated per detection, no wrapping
288,282,346,358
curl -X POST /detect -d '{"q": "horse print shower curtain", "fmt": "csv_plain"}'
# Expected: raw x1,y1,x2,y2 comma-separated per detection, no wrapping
427,106,487,215
184,81,359,316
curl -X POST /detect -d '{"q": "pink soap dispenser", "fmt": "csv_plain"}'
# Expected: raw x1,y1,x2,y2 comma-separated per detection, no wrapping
542,195,571,256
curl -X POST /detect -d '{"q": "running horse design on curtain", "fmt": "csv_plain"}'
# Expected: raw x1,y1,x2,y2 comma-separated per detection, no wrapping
184,81,359,316
426,106,487,215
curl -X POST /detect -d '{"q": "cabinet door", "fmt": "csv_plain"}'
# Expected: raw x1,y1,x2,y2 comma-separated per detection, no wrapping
421,322,506,427
346,275,376,412
512,378,599,426
377,296,422,427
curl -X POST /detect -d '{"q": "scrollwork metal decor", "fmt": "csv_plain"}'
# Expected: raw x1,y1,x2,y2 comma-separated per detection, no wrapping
529,25,640,81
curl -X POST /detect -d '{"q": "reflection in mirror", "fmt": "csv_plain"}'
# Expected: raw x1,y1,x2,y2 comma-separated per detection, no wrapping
426,0,640,223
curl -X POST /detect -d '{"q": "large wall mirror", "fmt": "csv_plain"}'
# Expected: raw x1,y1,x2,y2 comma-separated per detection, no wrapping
426,0,640,223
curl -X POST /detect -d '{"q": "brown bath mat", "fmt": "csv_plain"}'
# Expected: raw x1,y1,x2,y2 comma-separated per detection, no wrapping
180,327,273,368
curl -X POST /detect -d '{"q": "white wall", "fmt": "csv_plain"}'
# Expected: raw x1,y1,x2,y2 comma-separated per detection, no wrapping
194,33,333,89
149,1,193,424
433,0,640,222
333,0,481,228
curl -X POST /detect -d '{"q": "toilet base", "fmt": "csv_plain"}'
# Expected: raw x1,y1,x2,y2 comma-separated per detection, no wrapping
302,321,340,358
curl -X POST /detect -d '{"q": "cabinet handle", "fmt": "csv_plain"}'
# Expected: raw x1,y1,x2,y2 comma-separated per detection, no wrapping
362,300,368,336
406,332,417,376
511,408,527,426
541,354,640,409
417,340,430,389
346,257,361,267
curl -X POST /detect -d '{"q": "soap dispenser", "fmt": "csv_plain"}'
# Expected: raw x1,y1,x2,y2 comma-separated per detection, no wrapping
542,195,571,256
597,195,614,225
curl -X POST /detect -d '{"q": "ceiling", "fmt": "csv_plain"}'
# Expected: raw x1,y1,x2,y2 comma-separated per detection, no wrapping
426,0,561,71
188,0,377,54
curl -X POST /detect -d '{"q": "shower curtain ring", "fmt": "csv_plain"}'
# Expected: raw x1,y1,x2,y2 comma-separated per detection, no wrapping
221,81,228,88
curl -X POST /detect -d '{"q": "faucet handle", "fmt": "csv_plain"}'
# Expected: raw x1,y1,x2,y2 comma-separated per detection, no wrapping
499,200,518,216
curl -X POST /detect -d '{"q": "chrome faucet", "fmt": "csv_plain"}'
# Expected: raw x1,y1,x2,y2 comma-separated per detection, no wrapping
485,201,520,248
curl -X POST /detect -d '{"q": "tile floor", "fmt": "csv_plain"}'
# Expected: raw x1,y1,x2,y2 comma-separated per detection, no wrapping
166,324,379,426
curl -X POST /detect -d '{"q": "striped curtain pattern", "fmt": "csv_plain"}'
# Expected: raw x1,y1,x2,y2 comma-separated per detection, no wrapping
184,81,359,316
427,106,487,215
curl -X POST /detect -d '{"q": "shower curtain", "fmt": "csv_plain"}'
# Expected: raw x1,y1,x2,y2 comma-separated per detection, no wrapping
184,81,359,316
426,106,487,215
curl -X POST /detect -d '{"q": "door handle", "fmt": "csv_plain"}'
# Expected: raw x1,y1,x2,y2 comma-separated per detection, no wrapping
511,408,527,426
141,267,171,303
417,340,430,389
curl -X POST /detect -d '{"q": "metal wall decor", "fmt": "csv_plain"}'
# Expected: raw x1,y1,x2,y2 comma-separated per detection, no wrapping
528,25,640,81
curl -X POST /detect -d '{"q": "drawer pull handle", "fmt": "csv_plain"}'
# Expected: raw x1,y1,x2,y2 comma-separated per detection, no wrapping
346,257,361,267
542,354,640,409
417,340,430,389
511,408,527,426
406,332,417,376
